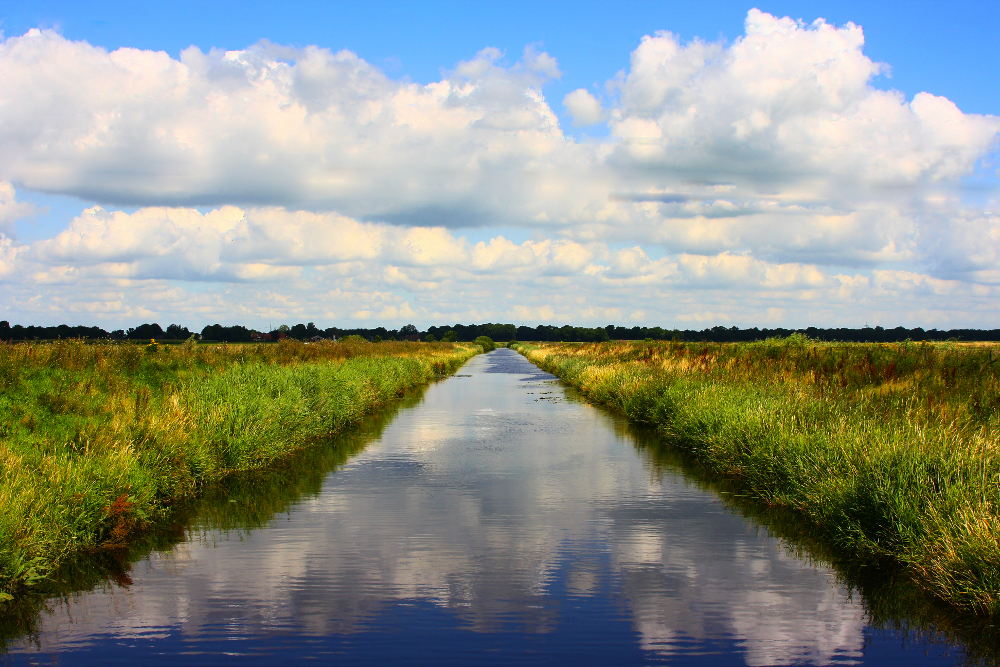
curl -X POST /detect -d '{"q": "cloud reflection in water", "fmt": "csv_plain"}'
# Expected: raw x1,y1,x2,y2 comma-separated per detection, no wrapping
13,350,881,665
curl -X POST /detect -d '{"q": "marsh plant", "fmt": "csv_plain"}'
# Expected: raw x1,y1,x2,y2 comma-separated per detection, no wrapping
514,337,1000,616
0,338,478,600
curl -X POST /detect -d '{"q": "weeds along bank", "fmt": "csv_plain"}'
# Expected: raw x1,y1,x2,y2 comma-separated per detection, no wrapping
0,338,480,600
514,338,1000,616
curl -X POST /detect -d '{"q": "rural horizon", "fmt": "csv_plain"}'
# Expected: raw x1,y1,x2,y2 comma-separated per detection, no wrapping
4,318,1000,343
2,3,1000,665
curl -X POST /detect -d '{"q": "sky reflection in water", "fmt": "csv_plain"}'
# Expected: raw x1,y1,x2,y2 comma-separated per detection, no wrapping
6,350,963,666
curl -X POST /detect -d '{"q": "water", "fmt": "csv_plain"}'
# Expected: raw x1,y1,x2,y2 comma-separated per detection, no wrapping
1,349,977,665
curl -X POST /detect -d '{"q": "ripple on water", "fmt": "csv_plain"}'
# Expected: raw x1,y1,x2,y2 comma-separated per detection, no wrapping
4,349,969,666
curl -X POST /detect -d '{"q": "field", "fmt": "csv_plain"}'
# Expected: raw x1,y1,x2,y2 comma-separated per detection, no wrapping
0,338,479,600
514,337,1000,616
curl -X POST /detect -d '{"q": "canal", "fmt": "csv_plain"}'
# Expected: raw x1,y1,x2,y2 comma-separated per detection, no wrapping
2,349,973,665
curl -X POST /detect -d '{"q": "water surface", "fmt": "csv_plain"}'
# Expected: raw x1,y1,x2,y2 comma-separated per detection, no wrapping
4,349,971,665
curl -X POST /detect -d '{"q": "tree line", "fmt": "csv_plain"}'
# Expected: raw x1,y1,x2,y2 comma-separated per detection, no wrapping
2,320,999,343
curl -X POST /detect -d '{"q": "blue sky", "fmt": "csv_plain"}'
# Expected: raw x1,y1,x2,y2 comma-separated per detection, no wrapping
5,1,998,115
0,2,998,329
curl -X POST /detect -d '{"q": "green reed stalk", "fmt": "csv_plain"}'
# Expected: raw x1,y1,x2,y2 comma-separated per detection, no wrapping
0,338,479,600
514,337,1000,616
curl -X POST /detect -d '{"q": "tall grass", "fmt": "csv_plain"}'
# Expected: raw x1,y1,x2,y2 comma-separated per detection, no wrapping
617,416,1000,665
0,338,479,600
514,337,1000,616
0,384,421,649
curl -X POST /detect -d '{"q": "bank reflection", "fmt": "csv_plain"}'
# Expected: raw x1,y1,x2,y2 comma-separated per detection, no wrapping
7,350,969,665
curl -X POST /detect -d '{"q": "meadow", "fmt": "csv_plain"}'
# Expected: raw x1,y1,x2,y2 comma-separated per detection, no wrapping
513,337,1000,616
0,338,479,601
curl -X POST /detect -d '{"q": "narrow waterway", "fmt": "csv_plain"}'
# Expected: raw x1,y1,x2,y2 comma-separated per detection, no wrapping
3,349,972,665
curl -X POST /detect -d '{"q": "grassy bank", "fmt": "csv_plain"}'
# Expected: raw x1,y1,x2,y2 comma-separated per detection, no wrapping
0,338,479,600
514,337,1000,616
0,383,423,649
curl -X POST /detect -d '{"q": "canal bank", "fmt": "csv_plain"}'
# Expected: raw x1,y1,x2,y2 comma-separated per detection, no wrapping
1,349,985,665
512,339,1000,621
0,339,479,601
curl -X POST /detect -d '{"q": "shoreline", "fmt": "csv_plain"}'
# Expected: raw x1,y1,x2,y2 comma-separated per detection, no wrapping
512,338,1000,617
0,338,480,600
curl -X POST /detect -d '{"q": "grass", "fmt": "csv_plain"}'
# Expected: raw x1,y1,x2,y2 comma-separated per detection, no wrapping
620,418,1000,665
513,336,1000,617
0,383,422,649
0,337,479,601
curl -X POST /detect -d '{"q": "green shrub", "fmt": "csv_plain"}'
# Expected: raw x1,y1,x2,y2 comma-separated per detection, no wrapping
473,336,495,352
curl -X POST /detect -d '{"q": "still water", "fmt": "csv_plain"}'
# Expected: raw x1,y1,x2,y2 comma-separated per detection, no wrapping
4,349,971,665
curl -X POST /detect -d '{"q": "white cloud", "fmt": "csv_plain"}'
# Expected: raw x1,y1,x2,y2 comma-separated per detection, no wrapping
608,10,999,186
0,181,36,237
0,201,995,329
0,9,999,328
563,88,604,126
0,31,581,228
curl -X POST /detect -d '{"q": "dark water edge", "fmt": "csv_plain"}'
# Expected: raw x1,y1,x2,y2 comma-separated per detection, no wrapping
618,419,1000,666
0,350,997,665
0,383,432,653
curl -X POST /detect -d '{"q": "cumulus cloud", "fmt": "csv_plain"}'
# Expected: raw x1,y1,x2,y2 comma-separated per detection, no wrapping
608,10,999,186
0,9,998,328
0,201,995,329
563,88,604,126
27,205,607,279
0,31,584,228
0,182,36,238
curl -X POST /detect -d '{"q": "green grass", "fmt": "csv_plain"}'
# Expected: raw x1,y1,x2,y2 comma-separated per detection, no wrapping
514,336,1000,616
0,337,480,601
0,384,421,649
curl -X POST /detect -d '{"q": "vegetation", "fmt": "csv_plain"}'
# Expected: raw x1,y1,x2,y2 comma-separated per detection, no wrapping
0,338,478,601
514,337,1000,616
7,319,1000,344
426,323,609,343
473,336,496,352
612,416,1000,666
0,384,421,650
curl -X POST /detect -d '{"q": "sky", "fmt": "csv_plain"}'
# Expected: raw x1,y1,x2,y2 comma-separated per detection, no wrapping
1,1,998,331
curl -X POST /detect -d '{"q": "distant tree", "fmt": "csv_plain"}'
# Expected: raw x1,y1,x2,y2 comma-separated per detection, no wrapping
200,324,252,342
128,323,164,340
165,323,191,339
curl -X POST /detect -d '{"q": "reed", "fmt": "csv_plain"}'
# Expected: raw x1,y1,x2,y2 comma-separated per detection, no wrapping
0,338,479,600
514,337,1000,616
